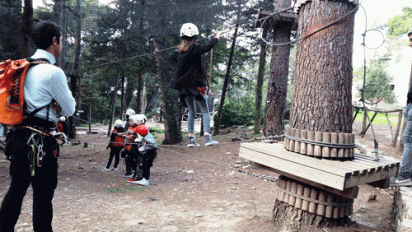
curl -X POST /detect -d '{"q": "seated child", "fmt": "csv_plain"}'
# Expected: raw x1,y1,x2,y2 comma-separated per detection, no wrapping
104,119,124,171
127,114,157,186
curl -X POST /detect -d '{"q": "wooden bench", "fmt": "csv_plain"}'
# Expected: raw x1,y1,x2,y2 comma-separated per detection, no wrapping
239,142,400,194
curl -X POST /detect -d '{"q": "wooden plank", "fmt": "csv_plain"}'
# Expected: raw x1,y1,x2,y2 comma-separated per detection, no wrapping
240,142,400,191
239,147,346,190
244,143,351,178
257,143,366,176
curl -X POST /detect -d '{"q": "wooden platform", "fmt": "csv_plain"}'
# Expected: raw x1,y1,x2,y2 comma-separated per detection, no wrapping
239,142,400,192
255,9,298,31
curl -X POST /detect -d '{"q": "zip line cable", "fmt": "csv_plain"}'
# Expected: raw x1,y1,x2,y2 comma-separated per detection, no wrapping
258,3,360,46
76,2,359,74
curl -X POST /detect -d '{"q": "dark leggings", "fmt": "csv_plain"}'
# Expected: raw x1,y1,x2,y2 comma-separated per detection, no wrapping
106,146,122,169
131,149,157,180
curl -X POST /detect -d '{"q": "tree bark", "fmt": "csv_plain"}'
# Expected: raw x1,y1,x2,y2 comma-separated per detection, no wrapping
290,0,356,133
136,70,143,113
152,38,182,144
120,66,125,118
68,0,83,139
108,75,120,136
58,0,68,69
262,10,292,136
254,28,268,134
22,0,33,57
213,23,239,136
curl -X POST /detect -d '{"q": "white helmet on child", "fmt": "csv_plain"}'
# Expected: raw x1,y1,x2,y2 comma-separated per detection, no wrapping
129,114,147,126
125,109,136,117
59,116,66,122
180,23,199,39
114,119,124,128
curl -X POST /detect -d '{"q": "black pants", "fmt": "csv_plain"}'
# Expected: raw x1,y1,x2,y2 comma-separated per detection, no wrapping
130,148,157,180
124,150,133,175
106,146,122,169
0,128,58,232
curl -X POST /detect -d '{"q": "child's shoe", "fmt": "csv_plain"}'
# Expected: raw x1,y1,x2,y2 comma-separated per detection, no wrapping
127,177,139,183
112,167,118,171
135,178,149,186
103,168,110,172
123,173,133,178
187,136,200,147
204,135,218,146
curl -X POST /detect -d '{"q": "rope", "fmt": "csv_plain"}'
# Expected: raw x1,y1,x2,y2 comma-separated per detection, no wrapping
285,135,356,149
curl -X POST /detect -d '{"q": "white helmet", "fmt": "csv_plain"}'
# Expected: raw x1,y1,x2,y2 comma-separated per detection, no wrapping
129,114,147,126
59,116,66,122
114,119,124,128
180,23,199,39
125,108,136,117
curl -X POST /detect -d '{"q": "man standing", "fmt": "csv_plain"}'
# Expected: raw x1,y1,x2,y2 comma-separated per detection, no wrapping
0,20,76,231
391,31,412,187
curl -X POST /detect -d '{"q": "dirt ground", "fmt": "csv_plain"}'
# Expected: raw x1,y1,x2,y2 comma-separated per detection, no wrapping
0,120,403,232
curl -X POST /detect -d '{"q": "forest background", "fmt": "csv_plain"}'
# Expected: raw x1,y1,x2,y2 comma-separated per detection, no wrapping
1,0,411,144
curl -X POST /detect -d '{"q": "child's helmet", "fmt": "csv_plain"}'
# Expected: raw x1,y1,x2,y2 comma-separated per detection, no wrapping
59,116,66,122
125,109,136,117
114,119,124,128
129,114,147,126
180,23,199,39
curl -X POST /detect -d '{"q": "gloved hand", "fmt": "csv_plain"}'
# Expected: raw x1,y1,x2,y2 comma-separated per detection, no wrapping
134,134,143,143
138,146,146,154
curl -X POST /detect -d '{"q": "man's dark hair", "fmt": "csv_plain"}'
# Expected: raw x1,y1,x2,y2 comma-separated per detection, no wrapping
408,31,412,37
31,20,61,50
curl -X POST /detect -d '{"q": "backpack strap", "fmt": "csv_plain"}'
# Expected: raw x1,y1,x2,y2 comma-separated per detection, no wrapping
24,58,53,121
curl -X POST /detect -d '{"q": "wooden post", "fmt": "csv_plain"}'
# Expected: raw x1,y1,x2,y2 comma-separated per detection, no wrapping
294,129,301,153
314,131,323,157
393,110,403,147
307,130,315,157
322,132,331,158
300,130,307,155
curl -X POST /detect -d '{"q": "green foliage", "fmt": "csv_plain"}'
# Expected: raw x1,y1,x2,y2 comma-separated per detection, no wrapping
353,58,396,105
353,110,399,126
148,127,165,138
213,95,256,127
386,7,412,38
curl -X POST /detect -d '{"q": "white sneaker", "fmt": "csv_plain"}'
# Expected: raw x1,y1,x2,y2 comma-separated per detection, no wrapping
187,137,200,147
103,168,110,172
112,167,118,171
135,178,149,186
205,140,219,146
204,135,218,146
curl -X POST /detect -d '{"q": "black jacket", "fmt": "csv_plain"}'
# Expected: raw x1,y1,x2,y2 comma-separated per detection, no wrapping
171,38,219,91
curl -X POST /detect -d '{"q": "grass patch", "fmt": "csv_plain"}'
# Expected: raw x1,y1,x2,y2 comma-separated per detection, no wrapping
125,186,144,192
107,186,144,193
353,110,400,126
107,188,126,193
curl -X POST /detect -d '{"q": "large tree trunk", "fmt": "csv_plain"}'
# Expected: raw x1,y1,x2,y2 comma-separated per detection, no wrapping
276,0,357,229
136,70,143,113
213,23,239,135
120,67,125,118
108,75,120,136
68,0,83,139
254,28,268,134
290,0,355,133
22,0,33,57
262,0,293,136
58,0,68,69
152,38,182,144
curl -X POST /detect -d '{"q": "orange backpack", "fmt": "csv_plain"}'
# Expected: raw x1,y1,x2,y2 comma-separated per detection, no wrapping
0,58,49,125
